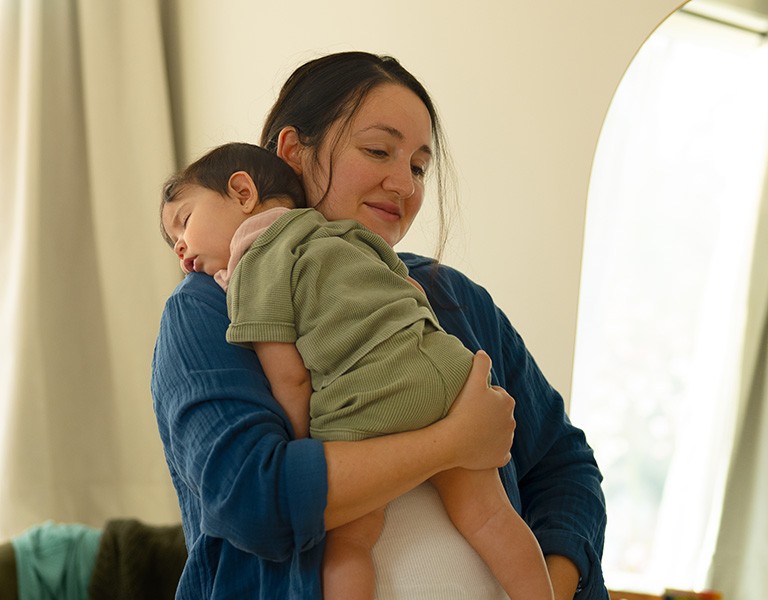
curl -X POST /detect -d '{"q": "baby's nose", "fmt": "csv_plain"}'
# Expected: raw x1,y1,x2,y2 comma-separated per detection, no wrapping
174,238,186,258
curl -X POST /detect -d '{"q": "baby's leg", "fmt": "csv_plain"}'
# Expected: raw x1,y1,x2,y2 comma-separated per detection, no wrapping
323,506,385,600
430,468,553,600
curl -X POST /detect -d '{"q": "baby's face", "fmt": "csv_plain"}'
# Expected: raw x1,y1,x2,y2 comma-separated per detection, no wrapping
161,185,251,276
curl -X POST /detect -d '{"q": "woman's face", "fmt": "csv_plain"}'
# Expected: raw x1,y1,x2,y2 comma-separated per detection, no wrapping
299,84,433,247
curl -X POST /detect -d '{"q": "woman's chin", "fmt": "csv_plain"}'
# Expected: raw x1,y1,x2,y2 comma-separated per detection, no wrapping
360,218,401,247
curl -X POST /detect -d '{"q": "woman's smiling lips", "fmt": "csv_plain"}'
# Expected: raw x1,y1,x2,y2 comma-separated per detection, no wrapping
365,201,402,222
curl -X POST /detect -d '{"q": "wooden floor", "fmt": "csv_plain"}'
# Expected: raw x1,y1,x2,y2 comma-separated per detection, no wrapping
609,591,663,600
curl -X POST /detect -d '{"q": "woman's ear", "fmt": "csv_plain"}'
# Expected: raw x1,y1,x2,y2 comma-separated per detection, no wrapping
276,127,304,176
228,171,259,213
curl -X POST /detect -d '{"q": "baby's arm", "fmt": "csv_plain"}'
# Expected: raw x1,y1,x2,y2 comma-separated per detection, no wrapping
406,275,425,294
252,341,312,439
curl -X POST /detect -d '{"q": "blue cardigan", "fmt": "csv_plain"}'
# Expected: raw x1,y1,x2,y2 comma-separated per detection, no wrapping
151,253,608,599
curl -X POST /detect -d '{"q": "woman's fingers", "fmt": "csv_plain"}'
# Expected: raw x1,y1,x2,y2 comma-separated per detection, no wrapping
444,351,516,470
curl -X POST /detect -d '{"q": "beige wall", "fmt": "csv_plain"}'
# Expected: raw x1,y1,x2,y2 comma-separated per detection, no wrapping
164,0,686,404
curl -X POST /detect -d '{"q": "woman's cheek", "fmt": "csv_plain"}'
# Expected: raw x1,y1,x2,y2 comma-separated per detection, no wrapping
299,160,331,208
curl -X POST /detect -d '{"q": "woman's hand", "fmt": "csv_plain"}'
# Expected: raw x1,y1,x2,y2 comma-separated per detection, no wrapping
437,350,516,471
323,351,515,529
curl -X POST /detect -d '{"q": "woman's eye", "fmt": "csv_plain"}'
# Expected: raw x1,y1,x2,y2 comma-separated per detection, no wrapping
411,164,426,178
365,148,388,158
182,214,190,227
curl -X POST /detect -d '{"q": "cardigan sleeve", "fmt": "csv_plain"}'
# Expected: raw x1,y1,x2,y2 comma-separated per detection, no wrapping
151,273,328,561
495,308,608,599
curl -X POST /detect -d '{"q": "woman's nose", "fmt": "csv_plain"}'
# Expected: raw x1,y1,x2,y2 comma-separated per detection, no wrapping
382,161,415,199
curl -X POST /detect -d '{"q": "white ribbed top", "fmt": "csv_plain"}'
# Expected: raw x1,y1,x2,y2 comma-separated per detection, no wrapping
372,482,510,599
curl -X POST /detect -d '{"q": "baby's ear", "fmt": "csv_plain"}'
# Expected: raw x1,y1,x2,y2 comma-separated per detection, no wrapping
228,171,259,213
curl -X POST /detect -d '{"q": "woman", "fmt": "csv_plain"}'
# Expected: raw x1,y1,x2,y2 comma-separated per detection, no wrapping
151,51,608,599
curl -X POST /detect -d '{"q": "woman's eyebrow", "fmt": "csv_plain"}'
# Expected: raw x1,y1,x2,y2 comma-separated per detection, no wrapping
358,124,432,156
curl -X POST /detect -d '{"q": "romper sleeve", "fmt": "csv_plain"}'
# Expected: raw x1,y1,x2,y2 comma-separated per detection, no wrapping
151,273,328,560
226,234,298,347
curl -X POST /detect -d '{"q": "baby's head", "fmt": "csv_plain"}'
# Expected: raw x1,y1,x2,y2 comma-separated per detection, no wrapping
160,142,305,275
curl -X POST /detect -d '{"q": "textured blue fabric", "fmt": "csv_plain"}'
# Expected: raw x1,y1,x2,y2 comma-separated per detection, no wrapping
402,254,608,600
152,270,327,599
151,253,608,599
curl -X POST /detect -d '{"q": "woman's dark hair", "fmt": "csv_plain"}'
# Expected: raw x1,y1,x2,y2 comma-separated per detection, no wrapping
159,142,305,247
261,51,456,260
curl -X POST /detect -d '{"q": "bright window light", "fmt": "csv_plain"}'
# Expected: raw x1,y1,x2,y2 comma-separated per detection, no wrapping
571,8,768,593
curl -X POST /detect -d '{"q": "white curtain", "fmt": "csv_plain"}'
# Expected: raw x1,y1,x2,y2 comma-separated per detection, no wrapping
0,0,181,539
707,164,768,598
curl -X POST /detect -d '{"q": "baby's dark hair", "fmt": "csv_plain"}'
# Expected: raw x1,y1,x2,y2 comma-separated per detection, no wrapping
160,142,305,247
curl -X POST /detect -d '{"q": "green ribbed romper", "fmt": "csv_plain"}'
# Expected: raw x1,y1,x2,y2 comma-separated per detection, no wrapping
226,208,472,441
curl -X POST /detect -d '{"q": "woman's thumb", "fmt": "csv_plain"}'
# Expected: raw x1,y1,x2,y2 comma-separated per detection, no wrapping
471,350,492,380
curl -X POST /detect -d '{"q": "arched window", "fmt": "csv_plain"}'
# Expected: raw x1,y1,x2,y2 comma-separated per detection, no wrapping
571,5,768,593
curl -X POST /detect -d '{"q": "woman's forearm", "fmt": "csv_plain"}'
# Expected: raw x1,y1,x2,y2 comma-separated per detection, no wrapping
323,425,454,529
